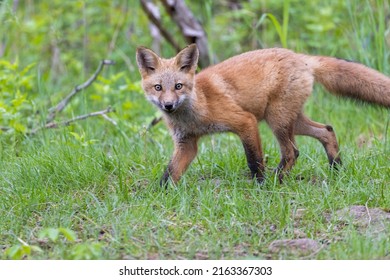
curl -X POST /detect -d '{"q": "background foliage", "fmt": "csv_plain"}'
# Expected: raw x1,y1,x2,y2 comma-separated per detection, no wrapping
1,0,389,138
0,0,389,259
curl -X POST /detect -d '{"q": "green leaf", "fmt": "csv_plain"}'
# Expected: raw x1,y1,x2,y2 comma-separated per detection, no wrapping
20,62,36,76
5,245,23,260
10,121,27,133
69,243,103,260
4,243,40,260
11,93,27,108
21,245,31,255
39,228,60,242
110,72,124,82
30,245,43,253
0,60,18,70
90,94,103,101
59,227,77,242
69,132,83,141
265,13,283,44
122,101,134,110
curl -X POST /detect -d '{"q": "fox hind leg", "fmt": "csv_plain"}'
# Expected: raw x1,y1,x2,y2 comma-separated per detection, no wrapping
271,123,299,183
265,104,305,182
294,113,341,167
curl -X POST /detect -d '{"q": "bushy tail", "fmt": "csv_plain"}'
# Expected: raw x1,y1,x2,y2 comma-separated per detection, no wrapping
307,55,390,108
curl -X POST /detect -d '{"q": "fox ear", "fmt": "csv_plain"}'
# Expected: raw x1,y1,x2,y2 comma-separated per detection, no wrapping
175,44,199,73
136,47,160,75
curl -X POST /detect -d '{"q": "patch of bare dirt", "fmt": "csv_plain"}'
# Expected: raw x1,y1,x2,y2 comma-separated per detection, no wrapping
268,205,390,258
268,238,321,257
334,205,390,235
194,250,209,260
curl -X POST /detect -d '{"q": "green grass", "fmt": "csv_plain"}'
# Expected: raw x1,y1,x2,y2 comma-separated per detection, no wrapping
1,89,389,259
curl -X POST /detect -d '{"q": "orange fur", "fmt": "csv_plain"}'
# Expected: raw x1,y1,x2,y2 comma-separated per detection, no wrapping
136,45,389,185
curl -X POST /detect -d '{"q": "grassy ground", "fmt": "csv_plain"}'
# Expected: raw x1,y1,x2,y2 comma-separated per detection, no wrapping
1,87,389,259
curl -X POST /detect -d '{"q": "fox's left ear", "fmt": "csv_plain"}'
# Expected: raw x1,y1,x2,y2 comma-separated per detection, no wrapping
175,44,199,73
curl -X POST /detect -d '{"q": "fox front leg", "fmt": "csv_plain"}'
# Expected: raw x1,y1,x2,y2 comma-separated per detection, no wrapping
160,136,199,186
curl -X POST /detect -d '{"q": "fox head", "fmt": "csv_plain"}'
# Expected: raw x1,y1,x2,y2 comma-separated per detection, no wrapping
136,44,199,113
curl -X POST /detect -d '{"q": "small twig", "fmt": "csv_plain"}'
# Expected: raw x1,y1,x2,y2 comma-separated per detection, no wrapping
147,1,162,54
365,200,372,226
47,59,115,124
147,116,163,130
60,107,115,127
17,237,29,247
101,113,118,126
160,0,210,67
30,107,115,135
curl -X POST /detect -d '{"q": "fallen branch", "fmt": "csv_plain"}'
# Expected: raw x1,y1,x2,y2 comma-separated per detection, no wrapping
144,0,162,54
47,59,115,124
1,60,116,137
30,107,115,135
140,0,181,52
160,0,210,67
147,116,163,130
101,113,118,126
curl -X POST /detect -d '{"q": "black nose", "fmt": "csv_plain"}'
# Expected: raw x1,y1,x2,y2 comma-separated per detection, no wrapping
163,103,174,112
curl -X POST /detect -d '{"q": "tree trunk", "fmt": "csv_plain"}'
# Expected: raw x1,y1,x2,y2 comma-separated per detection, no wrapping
160,0,210,67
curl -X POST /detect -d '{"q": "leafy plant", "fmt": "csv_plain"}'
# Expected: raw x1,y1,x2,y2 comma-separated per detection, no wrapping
4,238,43,260
69,132,99,147
258,0,290,48
5,228,104,260
38,227,77,242
0,60,36,134
68,243,104,260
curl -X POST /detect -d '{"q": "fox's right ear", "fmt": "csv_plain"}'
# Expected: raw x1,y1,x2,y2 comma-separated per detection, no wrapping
136,47,160,75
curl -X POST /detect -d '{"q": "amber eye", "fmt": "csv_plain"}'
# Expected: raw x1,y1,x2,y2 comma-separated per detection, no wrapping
175,83,183,90
154,84,162,91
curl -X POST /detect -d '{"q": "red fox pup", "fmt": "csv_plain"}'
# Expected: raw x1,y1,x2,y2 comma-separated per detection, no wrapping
136,44,390,185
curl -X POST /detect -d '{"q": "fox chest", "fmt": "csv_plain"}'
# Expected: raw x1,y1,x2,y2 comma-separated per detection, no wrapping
165,115,229,140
